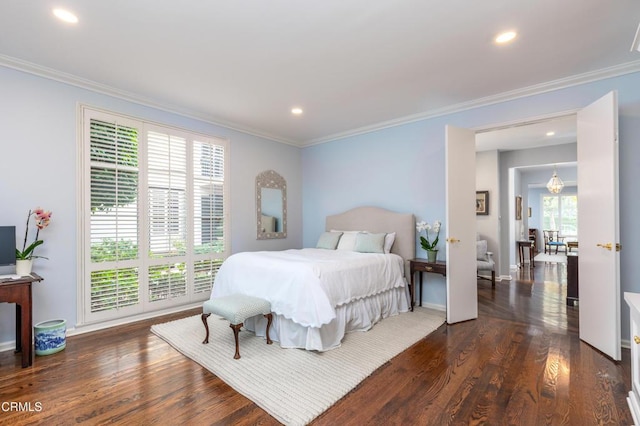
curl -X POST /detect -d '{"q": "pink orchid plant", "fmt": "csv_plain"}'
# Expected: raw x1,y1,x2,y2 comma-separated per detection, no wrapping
16,208,53,260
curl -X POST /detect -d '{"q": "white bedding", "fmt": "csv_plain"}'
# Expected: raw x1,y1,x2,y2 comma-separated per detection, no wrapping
211,248,407,333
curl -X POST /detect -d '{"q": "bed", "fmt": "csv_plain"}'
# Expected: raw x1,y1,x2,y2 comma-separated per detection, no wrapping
210,206,416,351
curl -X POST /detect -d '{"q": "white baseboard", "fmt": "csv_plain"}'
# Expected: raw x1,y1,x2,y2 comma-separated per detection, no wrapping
420,301,446,311
0,341,15,353
0,302,202,353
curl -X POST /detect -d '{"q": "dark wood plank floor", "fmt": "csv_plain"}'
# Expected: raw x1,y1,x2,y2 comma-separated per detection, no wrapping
0,260,632,425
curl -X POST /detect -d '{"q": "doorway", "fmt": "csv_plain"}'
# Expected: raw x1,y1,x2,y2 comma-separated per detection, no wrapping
447,91,620,360
475,113,578,277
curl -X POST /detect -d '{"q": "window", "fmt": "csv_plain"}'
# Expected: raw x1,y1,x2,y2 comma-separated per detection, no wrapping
80,107,229,324
541,193,578,238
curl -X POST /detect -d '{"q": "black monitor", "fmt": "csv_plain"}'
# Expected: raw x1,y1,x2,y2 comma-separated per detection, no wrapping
0,226,16,266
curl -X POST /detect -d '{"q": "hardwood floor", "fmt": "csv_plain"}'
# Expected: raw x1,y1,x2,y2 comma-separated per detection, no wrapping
0,260,632,425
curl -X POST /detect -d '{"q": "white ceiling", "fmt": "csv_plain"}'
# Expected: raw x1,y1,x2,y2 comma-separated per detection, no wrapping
1,1,639,147
476,114,577,152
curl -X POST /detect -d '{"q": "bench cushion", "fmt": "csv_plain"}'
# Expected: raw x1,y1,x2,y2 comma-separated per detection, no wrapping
203,294,271,325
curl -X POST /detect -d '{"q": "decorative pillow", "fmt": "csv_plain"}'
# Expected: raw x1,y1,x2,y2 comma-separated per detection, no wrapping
476,240,488,260
316,231,343,250
354,232,386,254
333,230,362,251
383,232,396,254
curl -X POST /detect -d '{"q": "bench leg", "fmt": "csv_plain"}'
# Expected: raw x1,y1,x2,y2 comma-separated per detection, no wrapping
264,313,273,345
231,323,243,359
201,313,211,344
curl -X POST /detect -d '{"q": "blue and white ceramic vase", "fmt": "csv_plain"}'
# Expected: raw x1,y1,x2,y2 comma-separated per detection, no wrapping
34,319,67,355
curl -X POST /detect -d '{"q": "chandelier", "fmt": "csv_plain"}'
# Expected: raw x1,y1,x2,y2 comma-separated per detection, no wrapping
546,167,564,194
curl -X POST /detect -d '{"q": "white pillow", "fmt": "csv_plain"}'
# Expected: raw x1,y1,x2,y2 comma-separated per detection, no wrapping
384,232,396,254
331,229,395,253
333,230,362,251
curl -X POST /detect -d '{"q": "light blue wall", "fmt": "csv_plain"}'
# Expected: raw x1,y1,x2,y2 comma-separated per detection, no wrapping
302,119,449,306
302,71,640,341
0,66,302,345
2,64,639,348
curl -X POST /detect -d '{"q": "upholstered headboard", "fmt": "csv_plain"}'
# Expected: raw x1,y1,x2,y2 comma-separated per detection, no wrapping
326,206,415,277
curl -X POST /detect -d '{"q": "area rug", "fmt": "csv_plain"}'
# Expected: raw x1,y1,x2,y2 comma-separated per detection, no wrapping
534,252,567,263
151,307,445,425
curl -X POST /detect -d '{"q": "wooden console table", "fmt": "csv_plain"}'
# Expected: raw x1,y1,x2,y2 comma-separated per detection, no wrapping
516,240,535,268
409,259,446,311
0,273,43,367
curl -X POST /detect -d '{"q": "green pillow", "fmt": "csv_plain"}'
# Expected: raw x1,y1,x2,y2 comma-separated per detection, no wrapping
354,232,386,254
316,232,343,250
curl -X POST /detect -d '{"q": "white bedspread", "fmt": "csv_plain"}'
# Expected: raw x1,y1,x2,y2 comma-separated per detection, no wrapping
211,248,406,329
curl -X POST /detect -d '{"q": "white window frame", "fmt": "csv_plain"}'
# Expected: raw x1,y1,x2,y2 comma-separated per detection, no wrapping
539,190,578,239
77,106,230,326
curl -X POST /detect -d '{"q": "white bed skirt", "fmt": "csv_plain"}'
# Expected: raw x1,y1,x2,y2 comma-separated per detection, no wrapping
244,285,410,351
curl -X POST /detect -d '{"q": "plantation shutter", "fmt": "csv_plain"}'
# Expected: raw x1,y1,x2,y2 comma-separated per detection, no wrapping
147,130,188,303
89,117,141,314
193,140,226,294
81,107,229,325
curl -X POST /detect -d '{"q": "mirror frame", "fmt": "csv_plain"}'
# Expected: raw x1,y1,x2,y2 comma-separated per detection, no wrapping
256,170,287,239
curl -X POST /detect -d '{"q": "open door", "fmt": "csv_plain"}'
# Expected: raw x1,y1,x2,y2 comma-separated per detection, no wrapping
445,125,478,323
577,91,621,360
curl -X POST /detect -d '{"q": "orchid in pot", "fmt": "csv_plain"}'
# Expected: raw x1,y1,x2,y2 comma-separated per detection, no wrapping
416,219,441,262
15,208,52,275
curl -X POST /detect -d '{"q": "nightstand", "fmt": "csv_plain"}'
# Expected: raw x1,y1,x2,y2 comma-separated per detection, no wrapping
409,258,446,311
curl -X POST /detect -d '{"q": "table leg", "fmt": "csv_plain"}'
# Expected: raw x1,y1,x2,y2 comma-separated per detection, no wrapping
419,271,423,307
530,245,535,268
14,304,22,354
529,246,536,268
518,245,523,268
22,302,32,367
410,271,415,312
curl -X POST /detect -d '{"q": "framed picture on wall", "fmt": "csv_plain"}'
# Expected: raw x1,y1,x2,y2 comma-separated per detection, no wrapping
515,195,523,220
476,191,489,215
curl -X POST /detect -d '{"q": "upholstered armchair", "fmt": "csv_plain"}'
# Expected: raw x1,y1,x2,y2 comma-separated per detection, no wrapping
476,239,496,287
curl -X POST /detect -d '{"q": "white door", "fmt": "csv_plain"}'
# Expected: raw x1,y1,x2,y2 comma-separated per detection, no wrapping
577,91,621,360
445,125,478,323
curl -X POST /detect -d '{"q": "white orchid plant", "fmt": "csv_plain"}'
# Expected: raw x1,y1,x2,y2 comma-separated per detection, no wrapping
416,220,441,251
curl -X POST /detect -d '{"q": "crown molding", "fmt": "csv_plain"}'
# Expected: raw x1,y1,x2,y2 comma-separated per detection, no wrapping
301,59,640,147
3,53,640,149
0,54,299,147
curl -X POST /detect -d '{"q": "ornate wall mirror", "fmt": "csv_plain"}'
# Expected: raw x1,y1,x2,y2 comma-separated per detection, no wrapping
256,170,287,239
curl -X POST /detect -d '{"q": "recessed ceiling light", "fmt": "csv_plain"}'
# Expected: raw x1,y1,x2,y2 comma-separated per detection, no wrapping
546,131,556,136
495,31,517,44
53,8,79,24
291,107,303,115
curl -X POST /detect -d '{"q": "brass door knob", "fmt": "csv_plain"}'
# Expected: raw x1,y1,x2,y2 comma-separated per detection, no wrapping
597,243,613,251
634,336,640,344
447,238,460,243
